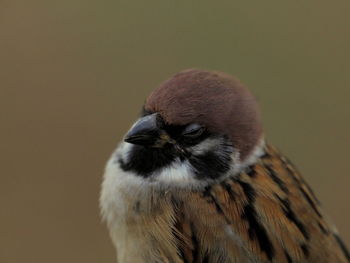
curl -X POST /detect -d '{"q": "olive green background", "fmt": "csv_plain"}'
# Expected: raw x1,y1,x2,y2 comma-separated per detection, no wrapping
1,0,349,262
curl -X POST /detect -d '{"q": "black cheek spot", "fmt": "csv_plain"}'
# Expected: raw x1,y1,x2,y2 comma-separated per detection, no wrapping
189,151,232,180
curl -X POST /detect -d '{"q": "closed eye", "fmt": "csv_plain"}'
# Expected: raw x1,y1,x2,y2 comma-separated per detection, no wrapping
182,123,205,138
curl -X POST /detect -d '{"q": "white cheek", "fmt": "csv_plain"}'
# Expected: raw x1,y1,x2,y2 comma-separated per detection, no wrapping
189,137,223,155
155,159,204,188
118,141,134,163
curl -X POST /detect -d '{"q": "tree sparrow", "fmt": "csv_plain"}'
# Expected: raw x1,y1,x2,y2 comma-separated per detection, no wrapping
100,69,349,263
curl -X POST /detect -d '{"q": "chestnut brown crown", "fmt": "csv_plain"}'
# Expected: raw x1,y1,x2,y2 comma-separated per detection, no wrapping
145,69,263,160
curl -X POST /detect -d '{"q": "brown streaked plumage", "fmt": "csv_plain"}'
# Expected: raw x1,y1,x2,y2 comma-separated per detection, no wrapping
100,69,349,263
171,144,349,262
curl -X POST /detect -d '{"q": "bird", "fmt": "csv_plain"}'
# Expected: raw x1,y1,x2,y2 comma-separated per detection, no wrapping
100,69,349,263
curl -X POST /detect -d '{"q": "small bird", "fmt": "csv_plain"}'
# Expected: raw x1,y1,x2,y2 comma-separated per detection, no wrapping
100,69,349,263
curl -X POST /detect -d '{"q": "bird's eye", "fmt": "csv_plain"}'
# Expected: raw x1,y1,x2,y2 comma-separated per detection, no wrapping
181,123,205,138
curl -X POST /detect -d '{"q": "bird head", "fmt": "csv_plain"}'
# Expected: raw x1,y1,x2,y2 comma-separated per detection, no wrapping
118,69,264,186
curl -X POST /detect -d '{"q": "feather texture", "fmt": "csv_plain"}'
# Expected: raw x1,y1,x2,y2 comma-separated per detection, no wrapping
170,144,349,262
102,144,349,263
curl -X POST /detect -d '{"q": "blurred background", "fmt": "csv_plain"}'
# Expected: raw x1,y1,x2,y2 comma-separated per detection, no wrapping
1,0,349,262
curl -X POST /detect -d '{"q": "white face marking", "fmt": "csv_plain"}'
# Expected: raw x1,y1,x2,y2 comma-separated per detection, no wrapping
107,142,208,190
114,120,265,190
155,159,207,188
117,141,134,164
116,137,228,189
189,137,223,155
107,137,265,190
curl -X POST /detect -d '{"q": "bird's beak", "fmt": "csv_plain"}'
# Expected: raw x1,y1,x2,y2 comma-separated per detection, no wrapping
124,113,174,147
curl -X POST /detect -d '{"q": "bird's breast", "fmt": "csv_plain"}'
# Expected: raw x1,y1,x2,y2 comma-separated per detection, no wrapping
100,156,185,263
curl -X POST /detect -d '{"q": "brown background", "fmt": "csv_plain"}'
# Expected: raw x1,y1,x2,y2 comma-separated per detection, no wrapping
1,0,349,262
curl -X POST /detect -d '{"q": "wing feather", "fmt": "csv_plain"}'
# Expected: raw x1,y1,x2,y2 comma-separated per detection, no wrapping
173,144,349,263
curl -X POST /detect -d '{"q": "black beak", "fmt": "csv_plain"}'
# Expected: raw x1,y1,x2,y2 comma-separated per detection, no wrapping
124,113,174,147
